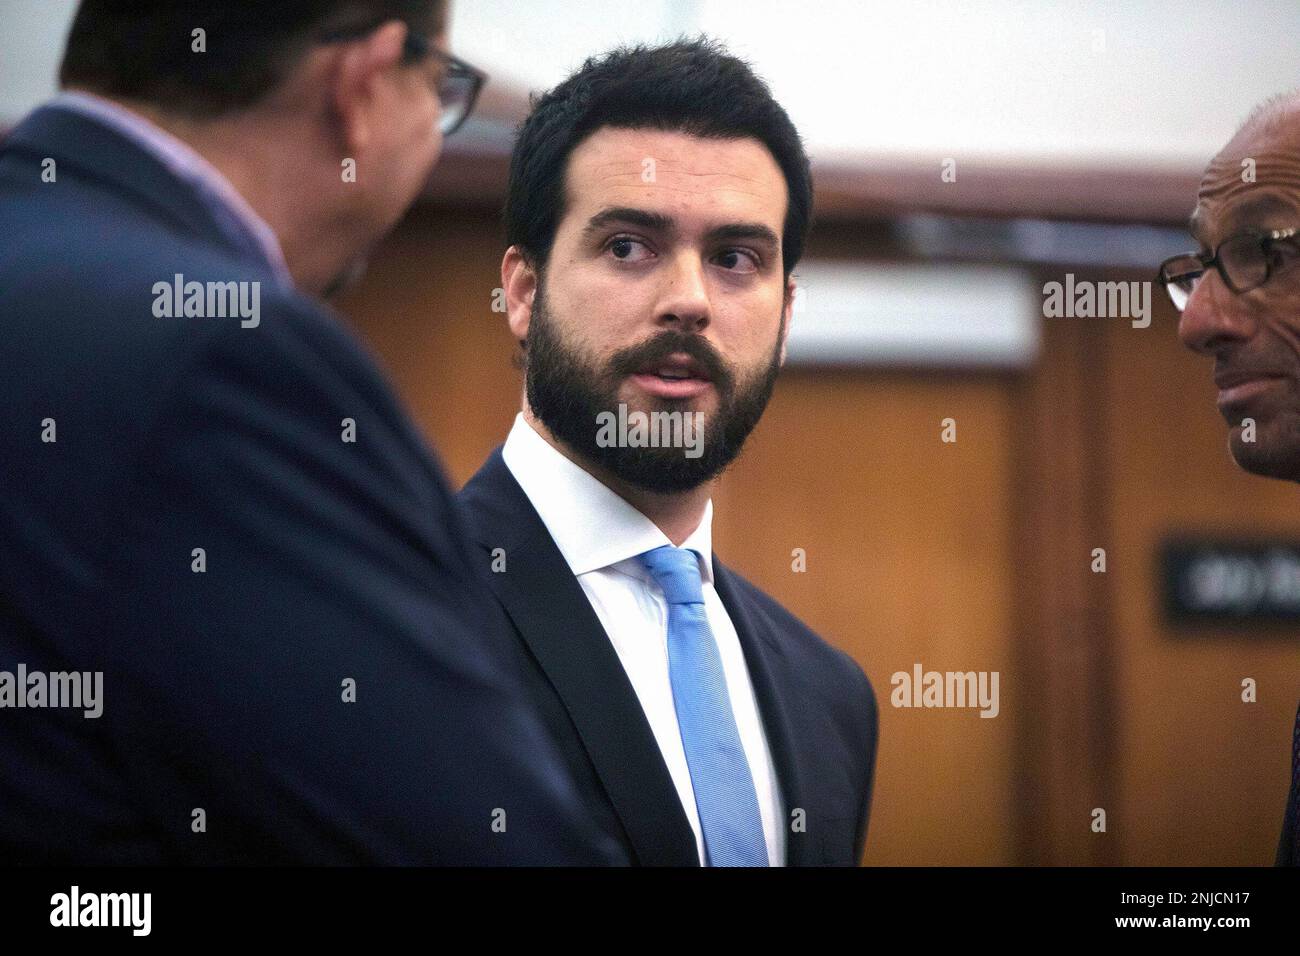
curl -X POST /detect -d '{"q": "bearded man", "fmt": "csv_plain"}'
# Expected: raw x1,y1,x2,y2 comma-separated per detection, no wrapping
458,39,879,867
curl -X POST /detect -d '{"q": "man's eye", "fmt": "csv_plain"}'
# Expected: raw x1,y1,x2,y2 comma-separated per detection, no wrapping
715,249,759,273
608,237,651,261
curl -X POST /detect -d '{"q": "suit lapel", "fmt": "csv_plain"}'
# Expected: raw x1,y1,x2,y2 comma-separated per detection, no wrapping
712,560,813,866
461,452,699,866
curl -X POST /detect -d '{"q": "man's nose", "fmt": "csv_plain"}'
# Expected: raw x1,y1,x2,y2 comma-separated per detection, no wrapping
656,253,711,333
1177,269,1258,355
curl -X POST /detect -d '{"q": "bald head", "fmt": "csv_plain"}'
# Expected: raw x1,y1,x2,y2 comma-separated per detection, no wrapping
1232,90,1300,141
1226,89,1300,156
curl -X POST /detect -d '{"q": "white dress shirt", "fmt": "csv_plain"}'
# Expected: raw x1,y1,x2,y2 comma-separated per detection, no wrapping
502,414,785,866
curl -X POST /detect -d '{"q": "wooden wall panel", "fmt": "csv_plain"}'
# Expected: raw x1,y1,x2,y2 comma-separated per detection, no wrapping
338,205,523,487
1009,308,1119,865
712,370,1019,865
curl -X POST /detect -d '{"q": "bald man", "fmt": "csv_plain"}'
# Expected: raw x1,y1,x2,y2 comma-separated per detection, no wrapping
1160,92,1300,865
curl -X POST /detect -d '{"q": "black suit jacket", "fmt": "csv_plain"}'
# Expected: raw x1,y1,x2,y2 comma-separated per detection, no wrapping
1279,792,1296,866
0,105,617,864
1278,704,1298,866
458,448,879,865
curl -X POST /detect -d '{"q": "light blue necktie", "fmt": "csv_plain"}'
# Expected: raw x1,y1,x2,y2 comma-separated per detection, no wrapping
639,545,768,867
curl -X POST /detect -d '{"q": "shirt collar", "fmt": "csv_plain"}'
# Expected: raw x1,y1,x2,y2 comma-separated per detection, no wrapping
47,91,294,290
501,413,715,586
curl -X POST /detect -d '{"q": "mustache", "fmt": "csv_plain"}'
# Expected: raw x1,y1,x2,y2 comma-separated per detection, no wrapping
607,331,733,392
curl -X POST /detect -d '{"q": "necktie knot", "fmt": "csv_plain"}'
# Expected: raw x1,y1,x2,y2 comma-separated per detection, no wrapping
638,545,705,606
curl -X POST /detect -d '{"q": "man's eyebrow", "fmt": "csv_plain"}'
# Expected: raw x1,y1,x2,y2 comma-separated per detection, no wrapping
705,222,781,250
1210,196,1294,243
1187,196,1293,248
581,207,780,251
582,207,674,239
1226,195,1290,229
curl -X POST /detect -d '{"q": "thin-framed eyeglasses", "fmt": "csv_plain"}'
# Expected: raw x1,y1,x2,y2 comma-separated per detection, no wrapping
319,22,487,136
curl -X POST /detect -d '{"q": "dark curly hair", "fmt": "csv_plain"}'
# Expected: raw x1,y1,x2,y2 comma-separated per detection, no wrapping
504,37,813,281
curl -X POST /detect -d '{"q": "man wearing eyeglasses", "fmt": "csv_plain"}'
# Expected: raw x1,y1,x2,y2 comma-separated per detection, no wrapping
0,0,618,865
1160,93,1300,866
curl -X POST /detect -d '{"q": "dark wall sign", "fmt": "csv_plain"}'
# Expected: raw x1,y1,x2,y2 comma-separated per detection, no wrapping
1162,539,1300,627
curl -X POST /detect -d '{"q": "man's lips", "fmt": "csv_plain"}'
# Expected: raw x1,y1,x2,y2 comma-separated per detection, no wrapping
1214,372,1287,411
629,351,714,399
629,372,713,400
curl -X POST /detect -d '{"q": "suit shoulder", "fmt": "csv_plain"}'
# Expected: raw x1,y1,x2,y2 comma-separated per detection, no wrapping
455,449,523,544
718,563,876,717
0,179,440,570
0,160,395,438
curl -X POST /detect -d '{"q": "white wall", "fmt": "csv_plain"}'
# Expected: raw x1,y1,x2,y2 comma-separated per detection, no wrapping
4,0,1295,170
0,0,78,123
453,0,1300,169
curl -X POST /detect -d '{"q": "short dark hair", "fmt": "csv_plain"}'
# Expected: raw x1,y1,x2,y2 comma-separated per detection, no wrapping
505,37,813,280
59,0,447,118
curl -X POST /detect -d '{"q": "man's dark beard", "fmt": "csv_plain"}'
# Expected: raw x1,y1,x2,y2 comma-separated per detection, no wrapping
523,287,783,493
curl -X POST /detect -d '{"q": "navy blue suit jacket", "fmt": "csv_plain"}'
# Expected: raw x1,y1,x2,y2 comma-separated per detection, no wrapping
0,104,618,865
1279,791,1296,865
1278,707,1298,866
458,449,879,865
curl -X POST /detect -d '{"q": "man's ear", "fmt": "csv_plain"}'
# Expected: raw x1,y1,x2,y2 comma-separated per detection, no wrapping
779,276,796,366
502,245,538,344
327,20,408,158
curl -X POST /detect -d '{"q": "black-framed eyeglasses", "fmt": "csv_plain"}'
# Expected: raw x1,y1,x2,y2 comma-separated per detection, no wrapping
318,23,487,136
1158,227,1300,312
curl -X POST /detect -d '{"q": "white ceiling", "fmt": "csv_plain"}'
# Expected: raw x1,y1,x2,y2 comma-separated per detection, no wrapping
5,0,1298,171
453,0,1300,169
